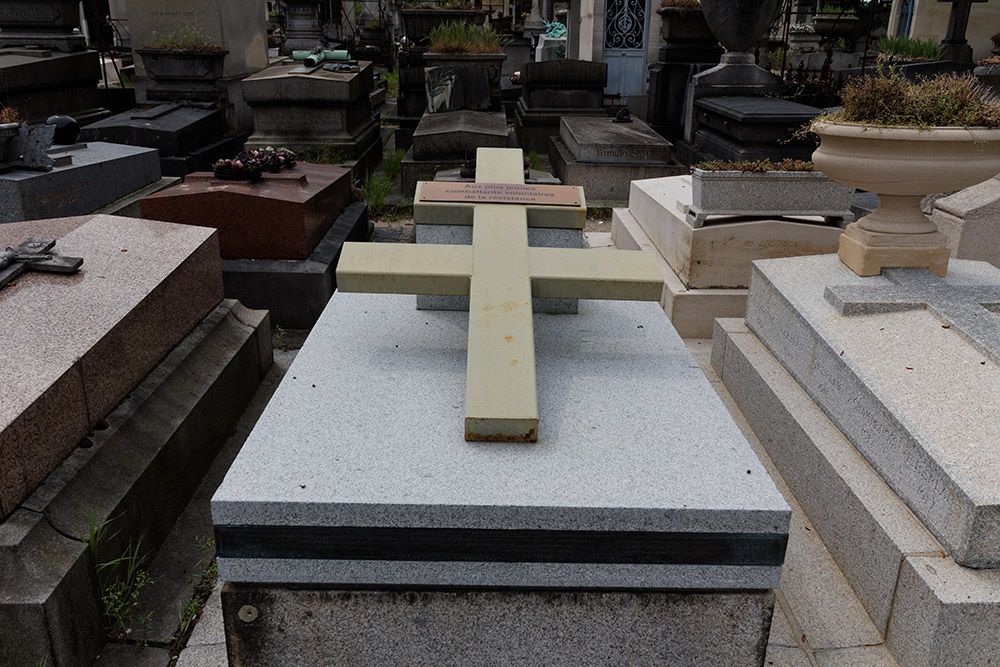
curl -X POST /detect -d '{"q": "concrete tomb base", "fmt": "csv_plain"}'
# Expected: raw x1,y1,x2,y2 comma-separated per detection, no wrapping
212,290,790,665
610,175,842,337
0,142,161,222
713,254,1000,666
221,586,776,667
0,214,271,667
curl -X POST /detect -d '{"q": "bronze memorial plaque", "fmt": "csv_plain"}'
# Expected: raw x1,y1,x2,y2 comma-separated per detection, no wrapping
418,182,581,207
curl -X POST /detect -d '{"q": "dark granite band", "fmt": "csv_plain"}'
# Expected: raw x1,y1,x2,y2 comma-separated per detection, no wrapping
215,526,787,567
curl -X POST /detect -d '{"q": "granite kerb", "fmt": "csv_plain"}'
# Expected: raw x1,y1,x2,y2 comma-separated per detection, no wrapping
744,256,1000,567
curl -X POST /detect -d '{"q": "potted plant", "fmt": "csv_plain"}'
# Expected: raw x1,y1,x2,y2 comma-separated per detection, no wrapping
401,0,481,46
810,71,1000,276
657,0,715,42
135,23,229,102
874,35,944,65
975,55,1000,97
361,15,389,42
812,4,859,41
686,158,854,227
0,106,23,164
423,22,508,107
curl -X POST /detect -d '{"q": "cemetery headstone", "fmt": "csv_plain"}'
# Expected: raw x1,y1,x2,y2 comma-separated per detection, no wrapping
549,115,685,201
0,2,110,126
0,213,270,667
242,60,382,178
79,103,246,177
139,163,371,328
211,149,790,663
401,110,508,196
513,59,608,152
931,175,1000,268
0,124,164,222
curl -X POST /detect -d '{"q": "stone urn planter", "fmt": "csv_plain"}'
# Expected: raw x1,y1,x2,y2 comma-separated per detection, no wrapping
423,52,507,107
135,48,229,102
812,120,1000,276
657,7,716,42
687,168,855,227
699,0,782,54
401,9,481,45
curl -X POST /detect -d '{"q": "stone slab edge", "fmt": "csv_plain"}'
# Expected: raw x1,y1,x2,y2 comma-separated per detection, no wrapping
745,259,997,566
612,208,745,338
0,299,271,667
711,317,941,632
220,201,371,329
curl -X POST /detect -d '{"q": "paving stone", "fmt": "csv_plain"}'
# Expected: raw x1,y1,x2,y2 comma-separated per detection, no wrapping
814,645,899,666
779,513,884,650
92,644,172,667
175,644,228,667
763,645,813,667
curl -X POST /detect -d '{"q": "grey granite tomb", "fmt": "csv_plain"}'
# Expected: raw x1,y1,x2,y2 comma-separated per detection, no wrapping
0,141,162,222
211,291,790,666
712,253,1000,666
549,116,685,201
400,109,508,196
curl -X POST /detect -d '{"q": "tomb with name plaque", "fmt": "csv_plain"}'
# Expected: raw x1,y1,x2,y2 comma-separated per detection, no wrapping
549,115,685,201
211,147,790,666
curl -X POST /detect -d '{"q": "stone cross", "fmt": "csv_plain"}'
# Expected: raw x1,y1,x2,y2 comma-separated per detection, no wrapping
337,147,664,442
825,267,1000,365
938,0,987,61
0,238,83,289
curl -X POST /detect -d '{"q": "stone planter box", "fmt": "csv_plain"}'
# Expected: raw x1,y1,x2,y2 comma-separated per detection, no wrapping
423,51,507,108
687,168,855,227
657,7,716,42
812,15,860,41
401,8,481,44
135,48,229,102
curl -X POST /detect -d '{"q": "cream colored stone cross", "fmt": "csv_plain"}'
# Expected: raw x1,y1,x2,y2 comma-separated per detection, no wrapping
336,147,663,442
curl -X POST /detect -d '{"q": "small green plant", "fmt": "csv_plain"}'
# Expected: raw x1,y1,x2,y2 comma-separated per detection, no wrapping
368,15,387,29
148,23,222,51
768,47,787,72
297,142,349,164
875,35,944,61
383,149,405,181
384,69,400,97
360,172,393,215
816,4,856,14
82,510,154,644
816,70,1000,128
273,325,288,350
695,158,816,172
428,21,507,54
172,536,218,649
528,150,542,171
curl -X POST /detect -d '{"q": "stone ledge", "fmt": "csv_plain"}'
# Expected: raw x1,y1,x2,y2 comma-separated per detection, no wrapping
0,299,271,667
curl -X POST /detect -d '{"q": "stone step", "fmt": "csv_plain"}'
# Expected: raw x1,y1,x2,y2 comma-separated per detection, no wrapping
713,316,1000,667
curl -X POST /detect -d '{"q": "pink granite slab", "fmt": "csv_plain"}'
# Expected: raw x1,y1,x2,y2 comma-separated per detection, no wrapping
139,163,352,260
0,214,223,517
